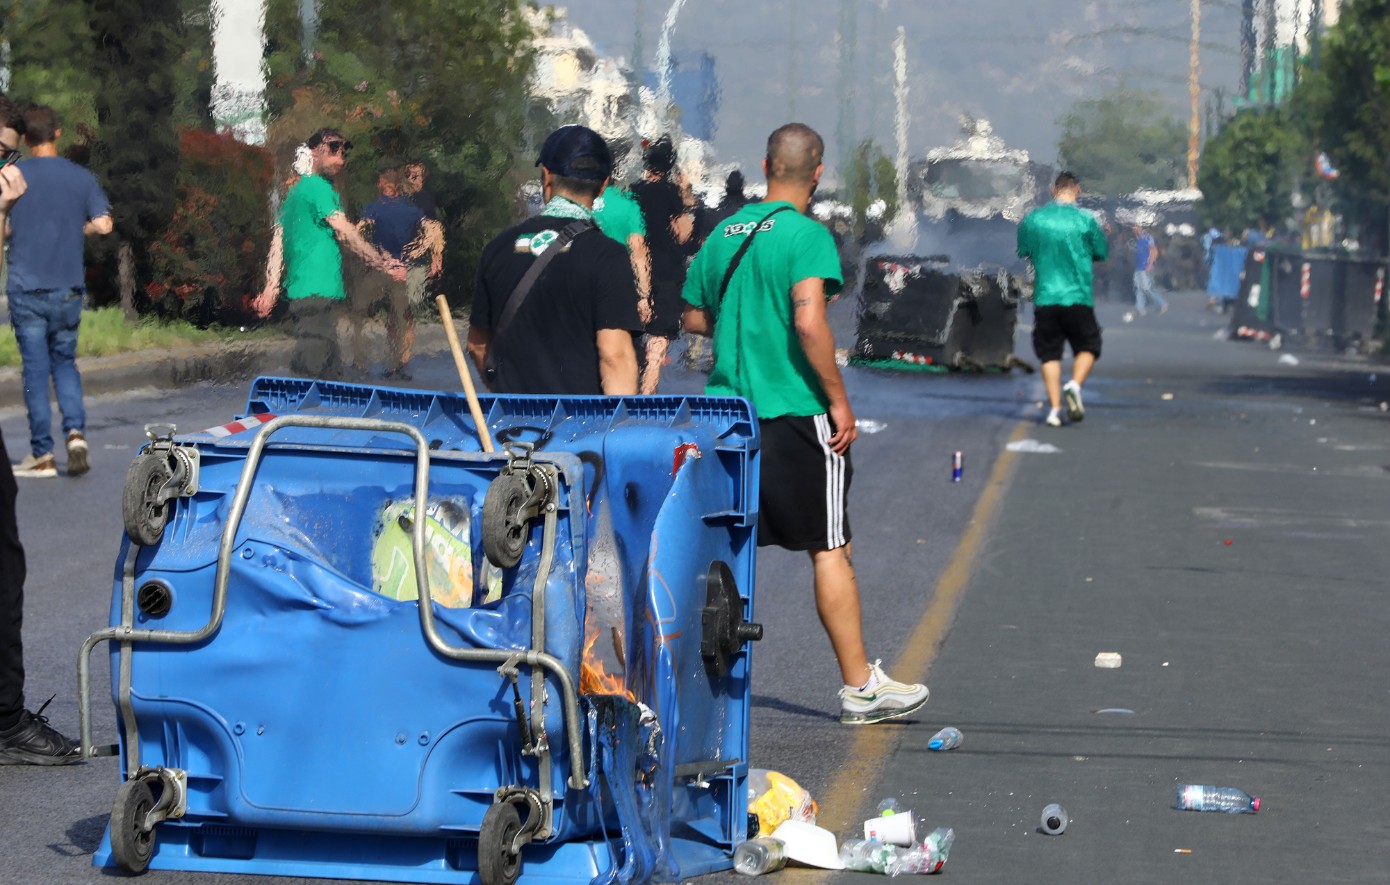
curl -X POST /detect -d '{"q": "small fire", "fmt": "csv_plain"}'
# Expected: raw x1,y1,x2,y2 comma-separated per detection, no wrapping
580,627,636,701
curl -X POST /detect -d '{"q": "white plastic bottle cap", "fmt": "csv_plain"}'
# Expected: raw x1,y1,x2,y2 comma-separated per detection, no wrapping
1094,652,1122,668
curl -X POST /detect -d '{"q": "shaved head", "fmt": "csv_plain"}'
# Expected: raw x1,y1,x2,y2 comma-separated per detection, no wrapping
765,123,823,185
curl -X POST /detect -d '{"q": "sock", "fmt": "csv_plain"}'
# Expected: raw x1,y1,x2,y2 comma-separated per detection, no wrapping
851,667,880,693
1048,407,1062,421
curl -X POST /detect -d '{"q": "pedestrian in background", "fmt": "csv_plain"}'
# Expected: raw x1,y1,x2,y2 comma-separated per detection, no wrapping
467,125,640,396
0,92,80,764
253,128,407,379
1132,222,1167,316
3,105,111,479
1017,171,1108,427
351,164,441,381
592,177,654,329
682,123,930,725
631,136,694,393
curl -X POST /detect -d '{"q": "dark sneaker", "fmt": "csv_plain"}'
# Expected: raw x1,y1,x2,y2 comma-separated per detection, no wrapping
1063,382,1085,423
66,430,90,477
12,452,57,479
0,697,82,765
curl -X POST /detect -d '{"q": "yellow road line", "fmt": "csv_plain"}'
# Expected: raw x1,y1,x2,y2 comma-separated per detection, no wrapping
808,420,1032,861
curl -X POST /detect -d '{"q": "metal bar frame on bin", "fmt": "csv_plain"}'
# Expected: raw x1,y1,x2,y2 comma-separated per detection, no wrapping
78,414,589,791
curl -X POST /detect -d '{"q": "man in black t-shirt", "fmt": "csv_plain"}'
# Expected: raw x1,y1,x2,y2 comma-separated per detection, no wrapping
630,136,694,392
467,126,641,395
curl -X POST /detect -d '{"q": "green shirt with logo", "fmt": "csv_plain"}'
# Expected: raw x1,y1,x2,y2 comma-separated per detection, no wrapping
1016,200,1108,307
592,186,646,251
682,200,843,419
279,174,345,301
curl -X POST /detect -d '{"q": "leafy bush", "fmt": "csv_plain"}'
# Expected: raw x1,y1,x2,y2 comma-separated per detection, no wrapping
146,129,274,325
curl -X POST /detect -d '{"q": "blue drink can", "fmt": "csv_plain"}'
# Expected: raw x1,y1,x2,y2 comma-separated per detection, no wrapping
952,451,963,482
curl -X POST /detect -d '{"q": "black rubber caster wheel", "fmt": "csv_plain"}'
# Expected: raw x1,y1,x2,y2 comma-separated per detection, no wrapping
110,778,156,874
478,801,523,885
123,455,175,547
482,472,532,569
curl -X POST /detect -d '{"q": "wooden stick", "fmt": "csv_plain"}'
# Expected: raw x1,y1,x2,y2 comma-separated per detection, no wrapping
436,294,494,453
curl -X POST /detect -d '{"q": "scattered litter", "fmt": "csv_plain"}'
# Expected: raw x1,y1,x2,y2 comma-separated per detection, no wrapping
1161,393,1175,401
841,828,954,875
1277,354,1300,366
916,539,925,544
1174,784,1259,814
1085,577,1093,583
864,806,917,846
834,348,850,368
1122,311,1135,323
770,820,845,870
1223,540,1233,546
1094,652,1122,669
1039,804,1068,836
1095,708,1135,715
748,770,817,836
927,726,962,751
855,419,888,434
1212,328,1230,341
1006,439,1062,454
734,836,787,876
1162,662,1169,667
1174,848,1193,854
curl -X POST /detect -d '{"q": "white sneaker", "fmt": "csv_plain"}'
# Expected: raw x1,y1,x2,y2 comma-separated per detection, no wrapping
1045,410,1063,428
839,661,929,725
13,453,57,478
1063,381,1085,423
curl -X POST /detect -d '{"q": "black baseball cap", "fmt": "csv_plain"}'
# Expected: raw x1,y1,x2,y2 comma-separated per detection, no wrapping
536,125,612,181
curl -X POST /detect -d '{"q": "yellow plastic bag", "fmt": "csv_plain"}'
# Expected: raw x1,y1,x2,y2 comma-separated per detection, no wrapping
747,769,818,836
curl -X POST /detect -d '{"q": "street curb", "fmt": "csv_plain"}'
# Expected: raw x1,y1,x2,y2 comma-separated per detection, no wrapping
0,323,453,410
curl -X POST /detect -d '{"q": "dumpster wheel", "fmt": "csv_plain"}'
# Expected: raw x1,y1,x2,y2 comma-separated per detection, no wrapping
482,471,535,569
123,454,175,547
478,801,524,885
109,778,156,874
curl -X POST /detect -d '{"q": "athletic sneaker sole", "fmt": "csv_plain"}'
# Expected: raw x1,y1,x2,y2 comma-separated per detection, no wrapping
839,693,929,725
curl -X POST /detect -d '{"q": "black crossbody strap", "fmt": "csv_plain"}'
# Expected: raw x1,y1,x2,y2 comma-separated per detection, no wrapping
717,206,794,306
486,219,594,374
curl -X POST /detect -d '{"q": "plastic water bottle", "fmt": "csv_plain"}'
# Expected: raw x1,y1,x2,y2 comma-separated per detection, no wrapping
839,838,896,873
887,827,956,875
1039,803,1068,835
876,797,901,816
928,727,962,751
733,837,787,876
1175,784,1260,814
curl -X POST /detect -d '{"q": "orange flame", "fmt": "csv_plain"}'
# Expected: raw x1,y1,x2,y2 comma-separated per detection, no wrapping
580,628,636,701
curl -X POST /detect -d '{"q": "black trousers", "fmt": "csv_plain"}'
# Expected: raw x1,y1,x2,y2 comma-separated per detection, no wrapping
0,429,28,731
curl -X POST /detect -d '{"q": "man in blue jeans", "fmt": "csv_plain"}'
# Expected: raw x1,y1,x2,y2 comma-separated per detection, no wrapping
3,105,112,479
1132,222,1167,316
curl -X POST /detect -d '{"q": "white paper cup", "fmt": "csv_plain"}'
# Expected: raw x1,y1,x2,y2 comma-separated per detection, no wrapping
864,810,917,846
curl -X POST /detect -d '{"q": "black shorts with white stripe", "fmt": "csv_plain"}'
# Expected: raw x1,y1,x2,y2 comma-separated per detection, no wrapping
757,413,853,551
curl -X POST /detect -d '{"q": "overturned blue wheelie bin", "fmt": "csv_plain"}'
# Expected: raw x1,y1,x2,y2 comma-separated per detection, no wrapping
78,378,763,884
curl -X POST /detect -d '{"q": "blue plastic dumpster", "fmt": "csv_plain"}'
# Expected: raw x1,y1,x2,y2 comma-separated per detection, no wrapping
78,378,763,885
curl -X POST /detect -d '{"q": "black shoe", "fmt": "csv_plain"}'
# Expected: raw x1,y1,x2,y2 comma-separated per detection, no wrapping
0,696,82,765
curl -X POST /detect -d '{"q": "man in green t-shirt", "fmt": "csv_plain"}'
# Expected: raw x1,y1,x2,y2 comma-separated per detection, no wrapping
683,123,929,726
1016,171,1109,427
593,183,653,364
253,128,407,378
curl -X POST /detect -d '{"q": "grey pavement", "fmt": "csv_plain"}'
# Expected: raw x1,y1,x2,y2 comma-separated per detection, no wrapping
1,293,1387,883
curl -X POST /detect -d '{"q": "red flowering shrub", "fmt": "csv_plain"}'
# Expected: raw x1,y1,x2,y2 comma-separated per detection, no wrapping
147,129,274,324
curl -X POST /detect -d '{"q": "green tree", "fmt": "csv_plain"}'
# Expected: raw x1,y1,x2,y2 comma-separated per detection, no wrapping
2,0,97,135
262,0,541,304
849,139,897,240
1301,0,1390,251
87,0,185,317
1057,87,1187,194
1196,107,1305,234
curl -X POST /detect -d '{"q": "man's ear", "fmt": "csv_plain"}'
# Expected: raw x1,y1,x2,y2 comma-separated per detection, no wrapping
813,163,824,185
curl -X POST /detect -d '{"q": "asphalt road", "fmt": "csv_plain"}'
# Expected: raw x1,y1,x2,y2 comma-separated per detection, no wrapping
1,292,1387,883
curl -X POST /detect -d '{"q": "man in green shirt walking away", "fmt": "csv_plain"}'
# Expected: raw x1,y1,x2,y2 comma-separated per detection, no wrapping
683,123,929,725
1016,171,1109,427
